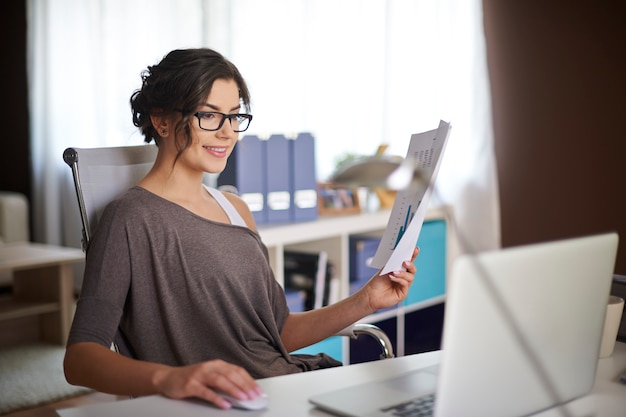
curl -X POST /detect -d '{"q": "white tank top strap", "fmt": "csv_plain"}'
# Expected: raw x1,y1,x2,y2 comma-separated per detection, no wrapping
204,185,247,227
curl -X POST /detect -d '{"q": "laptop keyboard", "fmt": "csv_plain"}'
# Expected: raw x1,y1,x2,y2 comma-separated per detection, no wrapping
380,393,435,417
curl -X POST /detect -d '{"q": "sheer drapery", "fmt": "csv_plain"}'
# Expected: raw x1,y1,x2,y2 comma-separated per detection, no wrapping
27,0,207,247
27,0,500,255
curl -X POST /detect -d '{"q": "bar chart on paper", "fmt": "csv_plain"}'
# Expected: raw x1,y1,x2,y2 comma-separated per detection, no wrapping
371,120,451,275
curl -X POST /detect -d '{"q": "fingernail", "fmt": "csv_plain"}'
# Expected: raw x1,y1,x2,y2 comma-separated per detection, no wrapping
234,390,247,400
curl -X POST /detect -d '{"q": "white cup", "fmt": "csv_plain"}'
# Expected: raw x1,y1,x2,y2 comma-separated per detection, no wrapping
599,295,625,358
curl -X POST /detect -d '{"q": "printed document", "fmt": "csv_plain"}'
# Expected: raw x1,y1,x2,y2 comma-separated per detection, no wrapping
370,120,451,275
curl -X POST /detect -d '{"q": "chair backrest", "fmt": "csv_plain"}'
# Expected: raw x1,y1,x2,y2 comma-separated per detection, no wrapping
63,145,158,251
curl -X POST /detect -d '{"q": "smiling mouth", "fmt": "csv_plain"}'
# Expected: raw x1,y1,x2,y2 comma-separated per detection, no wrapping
203,146,227,153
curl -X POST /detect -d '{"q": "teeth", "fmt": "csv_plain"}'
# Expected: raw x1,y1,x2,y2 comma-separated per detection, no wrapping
204,146,226,152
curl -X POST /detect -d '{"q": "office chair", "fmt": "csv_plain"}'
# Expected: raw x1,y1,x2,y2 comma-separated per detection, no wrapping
63,145,394,361
63,145,158,252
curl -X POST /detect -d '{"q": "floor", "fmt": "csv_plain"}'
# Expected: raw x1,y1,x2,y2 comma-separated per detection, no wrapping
2,392,120,417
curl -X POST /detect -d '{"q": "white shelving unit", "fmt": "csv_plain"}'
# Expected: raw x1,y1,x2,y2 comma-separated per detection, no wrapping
258,206,455,294
257,205,458,362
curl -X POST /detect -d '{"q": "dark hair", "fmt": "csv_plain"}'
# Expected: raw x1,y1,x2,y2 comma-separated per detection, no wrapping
130,48,251,154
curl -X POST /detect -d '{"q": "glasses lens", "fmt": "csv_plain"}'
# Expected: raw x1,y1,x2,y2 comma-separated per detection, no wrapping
198,112,222,130
232,114,251,132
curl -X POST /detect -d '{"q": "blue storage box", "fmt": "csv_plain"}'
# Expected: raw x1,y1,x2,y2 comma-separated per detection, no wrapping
349,235,381,282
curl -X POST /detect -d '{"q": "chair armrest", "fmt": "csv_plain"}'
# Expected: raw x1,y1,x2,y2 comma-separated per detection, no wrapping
337,323,395,359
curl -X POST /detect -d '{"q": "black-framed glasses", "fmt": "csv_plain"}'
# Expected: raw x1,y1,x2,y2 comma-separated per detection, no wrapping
193,111,253,133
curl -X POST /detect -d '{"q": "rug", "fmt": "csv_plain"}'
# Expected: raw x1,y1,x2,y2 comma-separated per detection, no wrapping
0,343,92,415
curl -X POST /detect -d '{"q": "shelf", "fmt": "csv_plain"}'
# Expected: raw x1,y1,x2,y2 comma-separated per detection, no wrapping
0,242,84,272
258,210,392,247
0,242,84,347
0,299,60,321
275,206,453,363
258,207,451,247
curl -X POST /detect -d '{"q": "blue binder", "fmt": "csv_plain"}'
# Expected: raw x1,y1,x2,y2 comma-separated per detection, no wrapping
265,134,291,223
289,132,318,222
349,235,381,282
217,135,267,225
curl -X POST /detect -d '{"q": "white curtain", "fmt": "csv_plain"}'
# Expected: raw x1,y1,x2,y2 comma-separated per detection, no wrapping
27,0,500,256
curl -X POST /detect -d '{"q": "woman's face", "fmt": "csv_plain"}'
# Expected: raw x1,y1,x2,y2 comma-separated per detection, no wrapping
179,78,243,175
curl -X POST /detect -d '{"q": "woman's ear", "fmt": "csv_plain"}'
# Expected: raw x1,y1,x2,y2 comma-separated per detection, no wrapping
150,114,170,138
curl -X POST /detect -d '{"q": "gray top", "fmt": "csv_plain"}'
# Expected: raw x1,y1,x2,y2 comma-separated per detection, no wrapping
67,186,340,378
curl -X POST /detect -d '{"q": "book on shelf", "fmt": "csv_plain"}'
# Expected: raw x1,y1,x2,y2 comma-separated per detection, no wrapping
283,250,332,311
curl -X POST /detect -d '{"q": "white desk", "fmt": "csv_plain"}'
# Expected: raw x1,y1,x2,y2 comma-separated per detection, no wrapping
0,242,84,346
59,343,626,416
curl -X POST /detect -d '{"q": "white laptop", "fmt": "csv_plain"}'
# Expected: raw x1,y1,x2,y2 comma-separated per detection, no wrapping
309,232,619,417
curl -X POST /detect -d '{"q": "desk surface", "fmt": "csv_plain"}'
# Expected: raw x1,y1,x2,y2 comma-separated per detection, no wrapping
0,242,84,272
59,343,626,417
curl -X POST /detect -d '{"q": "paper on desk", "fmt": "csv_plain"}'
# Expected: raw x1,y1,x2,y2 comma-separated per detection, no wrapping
371,120,451,275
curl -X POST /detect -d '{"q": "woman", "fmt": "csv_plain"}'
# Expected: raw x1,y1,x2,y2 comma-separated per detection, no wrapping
63,48,418,410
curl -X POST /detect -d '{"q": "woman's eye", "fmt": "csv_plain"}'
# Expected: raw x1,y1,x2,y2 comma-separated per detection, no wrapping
202,112,217,120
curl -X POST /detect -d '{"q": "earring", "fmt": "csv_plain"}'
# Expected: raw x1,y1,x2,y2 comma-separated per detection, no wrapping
161,129,167,135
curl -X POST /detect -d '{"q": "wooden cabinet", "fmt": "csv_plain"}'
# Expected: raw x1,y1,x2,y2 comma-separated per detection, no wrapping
257,206,456,363
0,243,84,347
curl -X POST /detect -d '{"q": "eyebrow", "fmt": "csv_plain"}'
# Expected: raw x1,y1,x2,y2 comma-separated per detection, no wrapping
202,103,242,113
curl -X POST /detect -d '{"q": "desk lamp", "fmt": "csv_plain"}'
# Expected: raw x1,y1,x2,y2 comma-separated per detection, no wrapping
327,155,425,191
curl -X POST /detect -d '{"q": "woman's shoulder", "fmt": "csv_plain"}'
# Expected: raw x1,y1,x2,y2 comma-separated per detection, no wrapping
100,186,158,220
109,186,150,206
